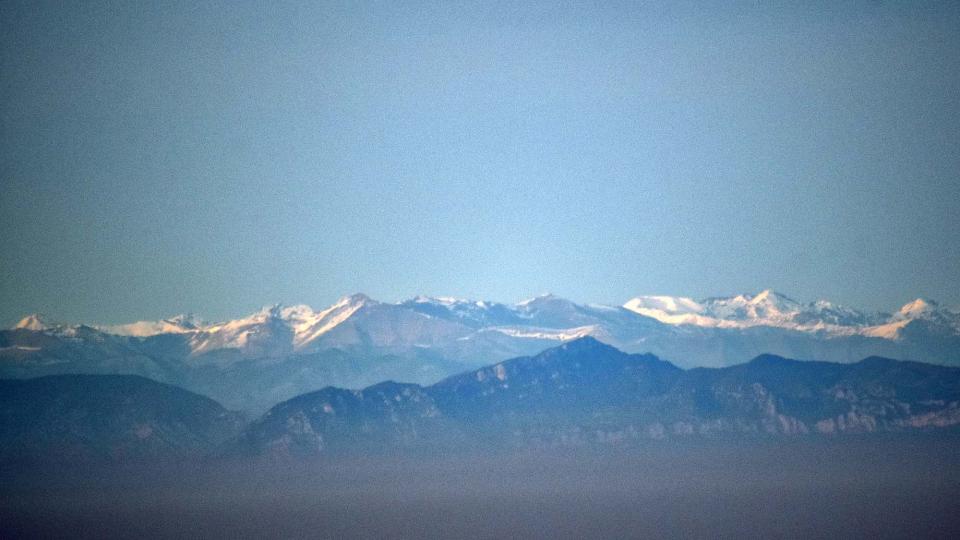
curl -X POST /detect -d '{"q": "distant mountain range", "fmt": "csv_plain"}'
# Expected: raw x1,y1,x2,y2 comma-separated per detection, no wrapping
3,290,959,414
0,375,243,463
5,339,959,462
238,338,960,456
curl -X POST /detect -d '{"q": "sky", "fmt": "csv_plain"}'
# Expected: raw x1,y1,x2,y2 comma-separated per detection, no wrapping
1,0,959,326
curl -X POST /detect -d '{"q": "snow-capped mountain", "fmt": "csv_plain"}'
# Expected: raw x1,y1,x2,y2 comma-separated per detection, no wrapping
623,289,903,334
11,290,960,359
4,290,959,414
14,314,56,332
891,298,960,329
98,313,203,337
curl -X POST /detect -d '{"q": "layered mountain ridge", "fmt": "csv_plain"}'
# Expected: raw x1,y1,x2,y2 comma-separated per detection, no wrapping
0,375,243,462
14,289,959,352
14,289,960,344
5,339,960,462
237,337,960,456
4,290,959,414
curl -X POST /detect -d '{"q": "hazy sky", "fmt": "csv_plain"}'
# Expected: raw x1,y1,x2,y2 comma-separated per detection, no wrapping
2,1,959,326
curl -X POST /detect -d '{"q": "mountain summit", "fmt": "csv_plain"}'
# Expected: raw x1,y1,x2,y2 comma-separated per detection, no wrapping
14,314,56,332
621,290,944,331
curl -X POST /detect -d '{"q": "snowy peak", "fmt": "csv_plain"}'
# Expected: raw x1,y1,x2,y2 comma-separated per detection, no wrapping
620,289,959,338
336,293,375,308
186,296,377,356
14,314,55,331
402,295,497,314
883,298,959,335
515,294,582,314
751,289,802,311
10,291,960,362
516,293,564,308
795,301,876,326
166,314,203,329
624,290,809,328
622,296,718,326
897,298,938,319
408,295,471,306
700,289,870,327
99,315,202,337
702,289,802,321
98,312,206,337
623,296,704,315
515,294,583,320
288,294,373,350
276,304,316,322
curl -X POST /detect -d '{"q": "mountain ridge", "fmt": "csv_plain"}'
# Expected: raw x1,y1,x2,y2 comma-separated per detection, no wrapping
0,374,244,463
235,337,960,456
5,291,960,415
15,289,957,345
6,339,960,462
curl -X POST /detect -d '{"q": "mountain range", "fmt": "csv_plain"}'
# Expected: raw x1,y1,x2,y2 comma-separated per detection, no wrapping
5,339,960,462
3,290,959,414
0,375,243,463
238,337,960,456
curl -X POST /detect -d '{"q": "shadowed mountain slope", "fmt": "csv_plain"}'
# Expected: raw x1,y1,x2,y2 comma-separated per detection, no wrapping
0,375,243,463
237,338,960,455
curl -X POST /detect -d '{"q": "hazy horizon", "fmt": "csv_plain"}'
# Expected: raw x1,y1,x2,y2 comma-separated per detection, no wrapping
5,438,960,539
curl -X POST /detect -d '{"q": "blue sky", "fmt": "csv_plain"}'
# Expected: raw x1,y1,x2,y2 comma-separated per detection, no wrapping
2,1,959,325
